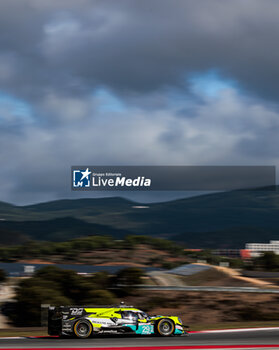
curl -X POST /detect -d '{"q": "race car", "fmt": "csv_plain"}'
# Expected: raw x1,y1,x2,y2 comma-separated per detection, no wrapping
48,303,188,338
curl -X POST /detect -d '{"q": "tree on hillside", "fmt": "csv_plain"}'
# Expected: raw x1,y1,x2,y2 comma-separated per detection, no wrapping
0,269,6,283
7,266,116,326
13,285,71,326
256,252,279,271
112,267,144,296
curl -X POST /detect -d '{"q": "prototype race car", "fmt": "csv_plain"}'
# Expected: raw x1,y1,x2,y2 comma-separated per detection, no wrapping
48,303,187,338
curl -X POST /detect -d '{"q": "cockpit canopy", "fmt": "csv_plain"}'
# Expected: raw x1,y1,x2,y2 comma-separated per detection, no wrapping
137,311,149,320
121,310,150,321
121,311,138,321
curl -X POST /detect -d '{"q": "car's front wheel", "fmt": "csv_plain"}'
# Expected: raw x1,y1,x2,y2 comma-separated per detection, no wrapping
74,319,93,338
156,319,175,336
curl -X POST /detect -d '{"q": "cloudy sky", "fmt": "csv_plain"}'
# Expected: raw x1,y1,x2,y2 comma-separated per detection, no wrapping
0,0,279,205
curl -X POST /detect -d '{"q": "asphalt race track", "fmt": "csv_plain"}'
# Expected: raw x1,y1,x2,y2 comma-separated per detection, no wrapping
0,329,279,349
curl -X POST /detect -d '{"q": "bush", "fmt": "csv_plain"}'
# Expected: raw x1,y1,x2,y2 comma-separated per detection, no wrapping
112,267,144,296
12,285,71,326
0,269,6,283
9,266,118,326
90,271,110,290
145,296,172,310
255,252,279,271
81,290,115,305
161,261,183,269
237,306,279,321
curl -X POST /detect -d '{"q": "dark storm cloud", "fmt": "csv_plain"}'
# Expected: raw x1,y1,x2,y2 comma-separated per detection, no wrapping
1,89,279,204
0,0,279,100
0,0,279,205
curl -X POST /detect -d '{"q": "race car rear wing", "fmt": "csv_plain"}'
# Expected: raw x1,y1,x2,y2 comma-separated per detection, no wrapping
48,306,63,336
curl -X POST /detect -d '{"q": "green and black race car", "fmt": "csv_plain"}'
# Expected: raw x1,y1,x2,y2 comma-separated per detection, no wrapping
48,303,188,338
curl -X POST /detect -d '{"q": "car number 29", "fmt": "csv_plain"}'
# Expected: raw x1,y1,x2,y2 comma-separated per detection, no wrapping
142,325,152,334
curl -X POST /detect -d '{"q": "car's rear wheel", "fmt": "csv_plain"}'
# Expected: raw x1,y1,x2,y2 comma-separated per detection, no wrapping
156,319,175,336
74,319,93,338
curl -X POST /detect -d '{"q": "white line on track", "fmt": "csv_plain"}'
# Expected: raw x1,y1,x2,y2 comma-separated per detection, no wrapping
0,337,25,339
193,327,279,333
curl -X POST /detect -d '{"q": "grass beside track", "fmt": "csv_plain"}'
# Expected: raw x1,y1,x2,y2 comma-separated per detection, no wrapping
0,322,279,337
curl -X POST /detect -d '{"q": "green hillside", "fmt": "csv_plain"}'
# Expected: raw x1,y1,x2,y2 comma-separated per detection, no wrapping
0,217,130,243
0,189,279,247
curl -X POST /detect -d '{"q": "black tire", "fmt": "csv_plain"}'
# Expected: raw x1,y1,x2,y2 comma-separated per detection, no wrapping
156,318,175,336
73,319,93,338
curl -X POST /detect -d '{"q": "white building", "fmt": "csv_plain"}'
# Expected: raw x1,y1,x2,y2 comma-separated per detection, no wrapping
245,240,279,257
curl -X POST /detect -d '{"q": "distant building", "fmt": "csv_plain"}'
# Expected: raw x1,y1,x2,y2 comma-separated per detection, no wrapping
245,240,279,257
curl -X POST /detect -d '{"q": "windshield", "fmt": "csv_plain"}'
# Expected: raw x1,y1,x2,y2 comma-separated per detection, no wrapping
121,311,138,321
137,312,150,320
